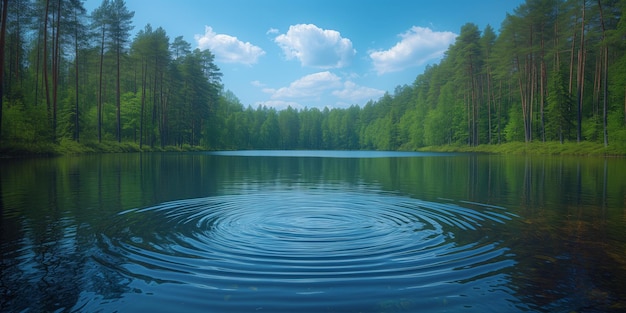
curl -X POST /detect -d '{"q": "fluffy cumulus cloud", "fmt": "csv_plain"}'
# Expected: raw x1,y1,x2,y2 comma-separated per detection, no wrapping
274,24,356,69
271,71,343,99
195,26,265,65
369,26,457,75
332,81,385,103
255,71,385,109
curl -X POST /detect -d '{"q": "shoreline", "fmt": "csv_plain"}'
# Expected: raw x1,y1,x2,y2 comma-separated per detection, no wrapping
417,141,626,157
1,140,624,158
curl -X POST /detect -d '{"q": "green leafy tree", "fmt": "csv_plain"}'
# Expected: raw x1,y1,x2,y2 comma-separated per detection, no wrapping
107,0,134,142
481,24,498,144
260,107,280,149
299,107,323,149
68,0,88,142
278,106,299,149
546,69,574,142
450,23,482,146
90,0,109,143
130,24,169,147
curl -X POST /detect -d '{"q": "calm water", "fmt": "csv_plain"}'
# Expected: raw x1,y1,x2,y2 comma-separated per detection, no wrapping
1,151,625,312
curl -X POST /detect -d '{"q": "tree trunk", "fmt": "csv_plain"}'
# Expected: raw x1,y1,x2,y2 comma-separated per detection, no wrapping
540,33,546,142
43,0,51,116
51,0,61,142
576,0,586,143
74,7,80,142
487,70,492,144
466,85,471,146
516,54,529,143
597,0,608,146
602,43,609,147
498,79,503,144
568,11,578,95
529,52,535,143
160,71,167,147
34,23,42,106
0,0,9,140
140,59,146,149
116,43,121,143
151,57,158,148
98,24,105,143
593,55,601,118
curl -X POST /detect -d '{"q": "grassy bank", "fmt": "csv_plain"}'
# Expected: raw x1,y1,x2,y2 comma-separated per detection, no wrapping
418,141,626,157
2,139,624,157
0,139,208,157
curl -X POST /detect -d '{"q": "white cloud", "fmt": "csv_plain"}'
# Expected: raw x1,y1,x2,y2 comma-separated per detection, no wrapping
332,81,385,103
258,72,384,110
195,26,265,65
274,24,356,69
266,28,279,35
271,71,342,99
369,26,457,74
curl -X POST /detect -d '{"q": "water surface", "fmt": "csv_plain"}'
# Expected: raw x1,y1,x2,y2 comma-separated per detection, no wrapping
1,151,625,312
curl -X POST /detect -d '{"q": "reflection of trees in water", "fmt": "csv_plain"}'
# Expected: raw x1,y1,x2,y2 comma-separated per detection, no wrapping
1,154,626,312
0,217,92,311
357,155,626,312
509,157,626,312
241,154,626,311
0,158,132,312
511,212,625,312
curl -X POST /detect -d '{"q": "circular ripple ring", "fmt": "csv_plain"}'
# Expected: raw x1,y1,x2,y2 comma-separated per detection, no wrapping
99,190,515,291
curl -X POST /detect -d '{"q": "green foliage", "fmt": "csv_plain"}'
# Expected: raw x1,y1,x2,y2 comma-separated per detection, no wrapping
2,0,626,156
259,109,280,149
505,106,525,142
120,92,141,141
278,106,300,149
545,69,574,142
2,100,51,143
607,111,626,145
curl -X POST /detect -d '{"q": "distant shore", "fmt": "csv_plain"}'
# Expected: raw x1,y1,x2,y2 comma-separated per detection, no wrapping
1,140,624,158
418,141,626,157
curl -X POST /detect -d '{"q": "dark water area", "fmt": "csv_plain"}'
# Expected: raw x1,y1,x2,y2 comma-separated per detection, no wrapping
1,151,625,312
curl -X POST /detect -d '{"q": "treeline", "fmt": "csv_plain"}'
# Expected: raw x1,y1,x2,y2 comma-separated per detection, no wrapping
1,0,626,152
212,0,626,150
0,0,222,149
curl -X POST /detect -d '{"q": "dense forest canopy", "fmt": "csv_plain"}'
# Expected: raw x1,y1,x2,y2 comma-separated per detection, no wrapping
1,0,625,151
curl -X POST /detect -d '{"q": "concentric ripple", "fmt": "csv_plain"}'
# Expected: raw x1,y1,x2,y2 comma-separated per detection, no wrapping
95,190,518,312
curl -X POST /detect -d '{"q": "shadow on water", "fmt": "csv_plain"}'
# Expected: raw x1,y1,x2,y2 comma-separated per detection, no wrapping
0,152,625,312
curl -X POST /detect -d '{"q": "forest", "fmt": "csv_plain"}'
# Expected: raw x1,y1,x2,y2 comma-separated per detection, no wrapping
1,0,626,153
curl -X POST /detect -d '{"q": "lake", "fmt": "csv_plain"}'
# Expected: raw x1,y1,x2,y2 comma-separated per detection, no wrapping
1,151,625,312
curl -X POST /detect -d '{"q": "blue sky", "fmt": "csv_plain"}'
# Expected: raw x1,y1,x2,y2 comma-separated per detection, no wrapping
83,0,525,110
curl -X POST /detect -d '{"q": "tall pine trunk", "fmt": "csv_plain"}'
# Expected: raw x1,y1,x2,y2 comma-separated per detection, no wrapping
576,0,586,143
43,0,51,117
151,56,157,148
139,59,146,149
97,24,105,143
597,0,608,147
540,32,546,142
116,43,121,143
0,0,8,140
73,7,80,142
51,0,61,142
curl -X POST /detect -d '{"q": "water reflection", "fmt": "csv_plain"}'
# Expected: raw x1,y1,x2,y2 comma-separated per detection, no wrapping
0,152,625,312
91,190,518,312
